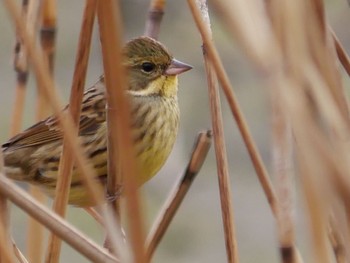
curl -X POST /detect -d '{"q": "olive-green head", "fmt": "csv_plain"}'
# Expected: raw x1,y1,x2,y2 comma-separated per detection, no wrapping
123,37,192,96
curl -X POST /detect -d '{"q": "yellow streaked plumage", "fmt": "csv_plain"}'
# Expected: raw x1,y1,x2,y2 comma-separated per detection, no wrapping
2,37,192,206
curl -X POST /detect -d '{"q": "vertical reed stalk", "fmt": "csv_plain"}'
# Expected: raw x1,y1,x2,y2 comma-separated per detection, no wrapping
0,155,13,263
45,1,97,262
188,1,239,262
97,1,146,261
190,0,279,217
144,0,166,39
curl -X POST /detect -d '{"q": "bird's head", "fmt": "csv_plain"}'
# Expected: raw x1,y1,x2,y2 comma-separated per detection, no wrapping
123,37,192,97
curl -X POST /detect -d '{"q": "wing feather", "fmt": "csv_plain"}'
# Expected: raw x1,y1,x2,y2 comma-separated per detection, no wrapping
2,79,106,151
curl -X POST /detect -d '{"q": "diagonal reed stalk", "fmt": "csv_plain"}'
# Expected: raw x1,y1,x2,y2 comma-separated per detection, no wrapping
0,174,118,263
12,239,29,263
146,130,212,261
97,1,145,261
45,1,97,262
188,1,239,262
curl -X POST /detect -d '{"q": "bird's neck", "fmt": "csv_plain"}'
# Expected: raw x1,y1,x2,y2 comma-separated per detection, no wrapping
128,75,178,98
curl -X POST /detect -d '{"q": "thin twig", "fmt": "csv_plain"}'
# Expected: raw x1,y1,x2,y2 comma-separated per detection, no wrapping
144,0,166,39
97,1,145,261
188,0,279,217
11,0,32,136
328,215,347,263
331,28,350,78
265,2,298,262
23,1,47,262
12,239,29,263
0,174,118,263
146,130,212,260
40,0,56,71
188,1,239,262
0,150,14,263
85,207,105,227
45,1,97,262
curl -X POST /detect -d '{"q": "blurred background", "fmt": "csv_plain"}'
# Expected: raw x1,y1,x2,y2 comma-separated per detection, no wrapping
0,0,350,262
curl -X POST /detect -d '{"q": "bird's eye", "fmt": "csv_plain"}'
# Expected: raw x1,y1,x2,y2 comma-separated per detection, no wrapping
141,62,156,73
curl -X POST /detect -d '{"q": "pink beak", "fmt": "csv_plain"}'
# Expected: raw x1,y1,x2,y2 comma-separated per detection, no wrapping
164,59,193,76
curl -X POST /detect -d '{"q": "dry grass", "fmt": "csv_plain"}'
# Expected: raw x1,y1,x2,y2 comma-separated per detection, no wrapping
1,0,350,262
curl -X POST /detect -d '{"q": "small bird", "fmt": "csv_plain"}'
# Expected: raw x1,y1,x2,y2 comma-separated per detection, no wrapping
2,36,192,206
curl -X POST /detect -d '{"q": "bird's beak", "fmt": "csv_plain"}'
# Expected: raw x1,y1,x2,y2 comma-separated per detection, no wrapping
164,59,193,76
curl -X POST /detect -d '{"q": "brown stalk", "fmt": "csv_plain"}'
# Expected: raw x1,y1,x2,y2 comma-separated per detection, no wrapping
328,215,347,263
12,239,29,263
331,28,350,78
3,0,125,256
187,0,279,217
146,130,212,261
45,1,97,262
265,1,300,262
329,27,350,76
85,207,105,227
97,1,146,261
0,148,14,263
144,0,166,39
188,1,239,262
307,0,350,123
40,0,56,71
11,0,30,136
0,174,118,263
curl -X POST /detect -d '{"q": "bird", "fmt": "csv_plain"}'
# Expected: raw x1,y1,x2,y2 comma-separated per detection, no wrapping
2,36,192,206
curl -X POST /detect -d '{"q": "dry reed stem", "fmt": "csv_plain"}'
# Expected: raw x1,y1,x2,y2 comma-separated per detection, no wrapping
144,0,166,39
0,150,14,263
328,215,347,263
11,0,33,136
265,1,299,262
45,1,97,262
0,216,14,263
188,1,239,262
97,1,146,261
146,130,212,261
97,0,123,218
307,0,350,123
189,0,279,217
332,28,350,78
3,0,126,257
85,207,105,227
12,239,29,263
0,175,118,263
40,0,56,71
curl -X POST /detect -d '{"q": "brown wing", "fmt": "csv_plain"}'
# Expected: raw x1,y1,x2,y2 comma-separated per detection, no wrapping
2,79,106,151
